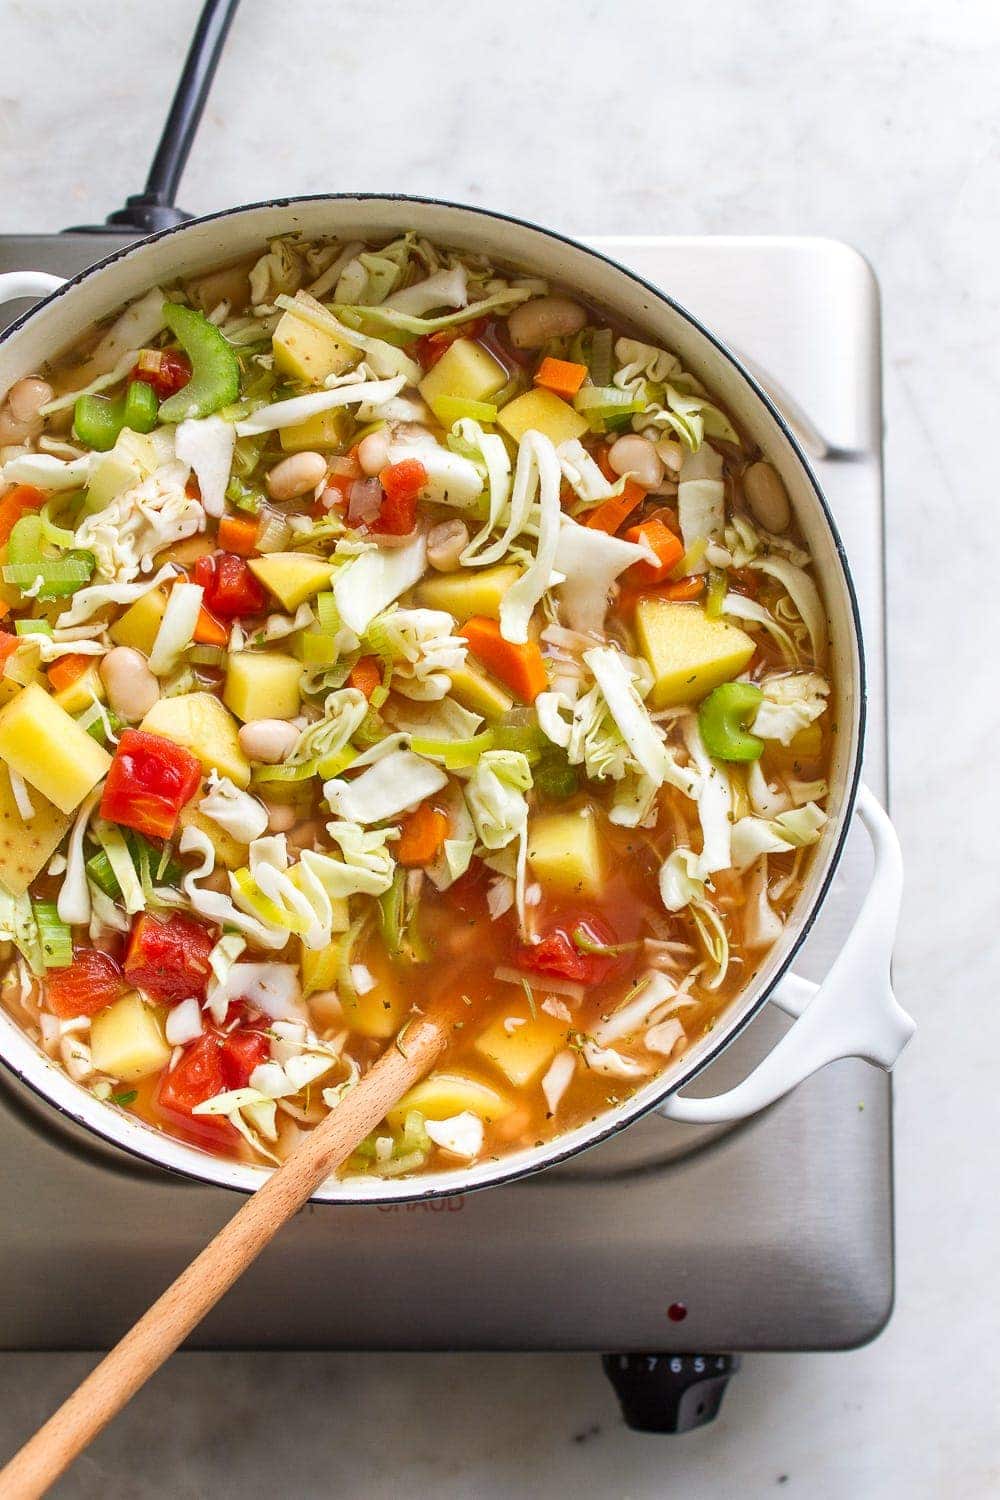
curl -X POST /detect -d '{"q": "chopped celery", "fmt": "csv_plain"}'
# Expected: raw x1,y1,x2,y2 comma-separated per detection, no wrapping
85,849,121,900
231,433,267,481
32,900,73,968
431,396,499,426
353,707,386,748
570,326,614,387
6,514,43,565
122,381,159,433
378,868,405,956
697,682,765,762
158,302,240,422
534,753,579,801
189,645,226,666
73,394,123,451
39,498,77,551
705,568,728,620
14,618,52,637
492,720,547,764
225,476,264,514
315,591,343,635
3,553,94,598
409,730,494,769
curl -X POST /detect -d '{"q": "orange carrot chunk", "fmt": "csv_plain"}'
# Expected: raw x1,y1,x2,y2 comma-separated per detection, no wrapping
460,616,548,704
217,515,260,557
46,653,94,695
192,607,229,647
664,576,706,602
397,802,449,867
533,357,588,400
584,478,645,535
623,517,685,584
347,655,382,701
0,484,46,548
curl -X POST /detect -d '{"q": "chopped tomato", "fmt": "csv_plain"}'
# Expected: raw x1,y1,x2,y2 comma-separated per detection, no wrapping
516,919,619,986
158,1033,226,1115
414,317,488,370
124,912,215,1003
193,552,267,619
220,1028,270,1089
131,348,192,399
45,949,125,1019
372,459,426,535
446,860,488,916
100,729,202,840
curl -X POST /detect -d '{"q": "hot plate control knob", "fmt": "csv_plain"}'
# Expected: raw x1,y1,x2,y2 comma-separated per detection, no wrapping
601,1353,741,1434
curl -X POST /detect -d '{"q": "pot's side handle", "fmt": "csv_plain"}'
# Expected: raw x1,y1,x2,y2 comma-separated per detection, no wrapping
0,272,66,307
658,786,914,1124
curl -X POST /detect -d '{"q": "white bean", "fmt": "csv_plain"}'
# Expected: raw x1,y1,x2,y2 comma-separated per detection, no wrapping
507,296,587,349
238,719,300,764
263,799,297,834
266,451,327,501
655,438,684,475
608,434,664,490
357,427,391,476
743,461,791,533
426,518,470,572
8,377,53,424
99,647,159,722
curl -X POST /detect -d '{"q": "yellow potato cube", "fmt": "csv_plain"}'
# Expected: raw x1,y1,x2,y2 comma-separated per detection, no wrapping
248,552,336,612
223,651,303,723
417,563,521,623
475,1001,568,1088
446,663,513,722
497,387,588,446
140,692,250,788
177,803,248,870
52,662,106,716
109,588,168,656
635,598,756,709
279,406,353,454
0,683,111,814
0,763,72,896
272,293,357,385
341,978,409,1040
418,338,506,425
90,993,171,1083
388,1070,513,1130
527,808,603,896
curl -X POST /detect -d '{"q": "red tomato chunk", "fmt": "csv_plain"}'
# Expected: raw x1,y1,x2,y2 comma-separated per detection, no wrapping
158,1027,269,1115
194,552,267,619
46,949,125,1019
100,729,201,841
131,349,192,399
373,458,427,535
414,318,487,370
516,920,618,986
124,912,215,1003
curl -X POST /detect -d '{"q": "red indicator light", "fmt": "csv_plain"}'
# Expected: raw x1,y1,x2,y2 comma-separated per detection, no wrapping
667,1302,688,1322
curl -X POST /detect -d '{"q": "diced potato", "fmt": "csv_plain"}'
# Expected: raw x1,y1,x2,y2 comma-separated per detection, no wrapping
178,803,248,871
417,563,521,623
447,662,513,722
498,387,588,446
140,692,250,788
162,535,213,569
635,598,756,709
764,722,824,771
52,662,106,716
341,978,409,1039
300,928,350,1000
279,406,353,454
248,552,336,612
475,1001,568,1088
109,587,168,656
0,683,111,814
418,338,506,424
527,808,603,896
388,1070,513,1130
272,292,357,384
85,431,158,511
90,992,171,1083
0,763,72,896
223,651,302,723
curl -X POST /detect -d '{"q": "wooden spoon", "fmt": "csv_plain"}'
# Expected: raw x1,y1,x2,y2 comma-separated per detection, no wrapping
0,999,460,1499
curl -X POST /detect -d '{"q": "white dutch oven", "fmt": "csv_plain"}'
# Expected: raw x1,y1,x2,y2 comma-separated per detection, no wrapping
0,196,915,1202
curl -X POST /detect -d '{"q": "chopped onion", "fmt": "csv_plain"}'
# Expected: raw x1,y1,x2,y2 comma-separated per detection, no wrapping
348,477,383,525
166,998,204,1047
493,965,584,1003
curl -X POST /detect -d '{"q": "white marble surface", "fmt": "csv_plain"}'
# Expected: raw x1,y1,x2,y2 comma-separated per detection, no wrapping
1,0,998,1495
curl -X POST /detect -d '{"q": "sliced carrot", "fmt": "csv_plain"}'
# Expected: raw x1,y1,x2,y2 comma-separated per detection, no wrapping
46,653,93,694
585,478,645,536
397,802,449,867
623,518,685,584
460,616,548,704
0,484,46,548
347,655,382,701
534,357,588,400
217,515,260,557
664,576,706,602
192,607,229,647
0,630,19,666
594,443,616,483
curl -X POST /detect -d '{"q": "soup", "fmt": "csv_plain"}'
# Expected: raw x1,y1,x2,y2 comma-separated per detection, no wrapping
0,233,832,1178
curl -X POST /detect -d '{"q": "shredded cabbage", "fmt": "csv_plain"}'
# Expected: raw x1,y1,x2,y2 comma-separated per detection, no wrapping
323,748,447,825
199,772,269,844
752,672,830,746
234,367,405,436
499,431,562,644
333,530,426,635
75,461,201,585
554,519,648,634
174,416,234,518
55,561,178,630
147,581,202,676
730,803,828,870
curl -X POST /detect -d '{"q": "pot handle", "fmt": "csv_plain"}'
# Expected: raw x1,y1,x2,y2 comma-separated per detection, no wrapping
658,785,914,1124
0,272,66,307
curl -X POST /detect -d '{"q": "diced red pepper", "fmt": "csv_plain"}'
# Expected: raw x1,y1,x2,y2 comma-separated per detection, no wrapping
124,912,215,1003
193,552,268,619
0,631,19,667
414,317,488,370
100,729,202,840
131,348,192,399
372,458,427,535
45,949,125,1019
515,919,619,986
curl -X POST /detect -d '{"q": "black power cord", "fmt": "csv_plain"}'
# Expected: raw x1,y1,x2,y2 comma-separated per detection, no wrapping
67,0,241,235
